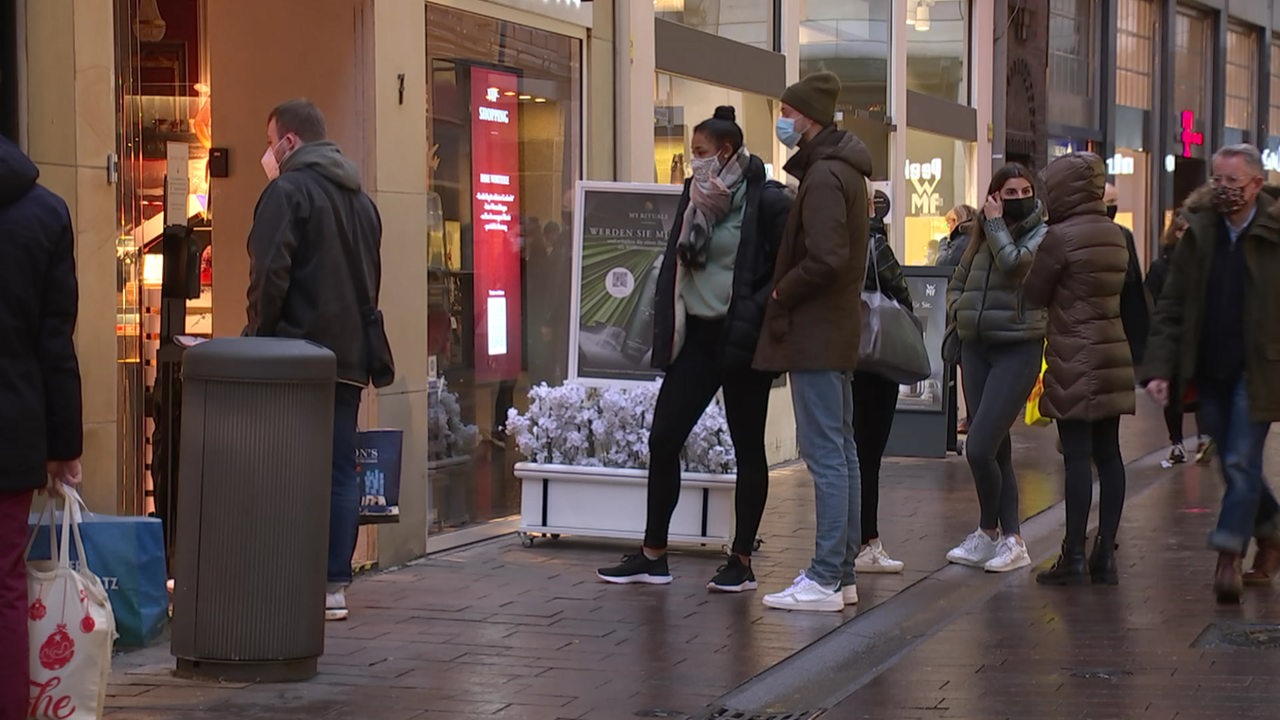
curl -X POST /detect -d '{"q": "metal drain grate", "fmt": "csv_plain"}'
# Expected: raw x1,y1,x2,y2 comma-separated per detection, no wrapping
1193,622,1280,649
691,707,827,720
1066,667,1133,680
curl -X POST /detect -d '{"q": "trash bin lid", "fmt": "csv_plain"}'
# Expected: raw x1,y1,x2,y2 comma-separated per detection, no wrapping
182,337,337,383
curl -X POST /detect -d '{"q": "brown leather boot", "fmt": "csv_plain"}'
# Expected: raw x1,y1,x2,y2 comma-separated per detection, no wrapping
1244,539,1280,586
1215,553,1243,604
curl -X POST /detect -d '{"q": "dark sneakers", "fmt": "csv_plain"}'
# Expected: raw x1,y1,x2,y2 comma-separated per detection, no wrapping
597,553,673,584
707,555,758,593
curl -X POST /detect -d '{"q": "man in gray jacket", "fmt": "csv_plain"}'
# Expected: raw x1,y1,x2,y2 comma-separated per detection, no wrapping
245,99,383,621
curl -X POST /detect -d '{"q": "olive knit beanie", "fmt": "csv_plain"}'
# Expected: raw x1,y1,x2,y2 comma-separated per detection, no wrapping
781,71,841,127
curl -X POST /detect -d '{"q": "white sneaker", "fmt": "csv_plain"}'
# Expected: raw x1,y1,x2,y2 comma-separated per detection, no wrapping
946,529,1001,567
325,589,349,621
762,572,844,612
855,540,905,573
984,536,1031,573
841,584,859,606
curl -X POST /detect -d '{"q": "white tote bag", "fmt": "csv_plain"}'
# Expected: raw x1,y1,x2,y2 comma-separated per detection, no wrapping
26,487,116,720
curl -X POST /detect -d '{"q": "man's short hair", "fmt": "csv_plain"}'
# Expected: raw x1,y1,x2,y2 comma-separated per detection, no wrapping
269,99,327,142
1213,143,1264,176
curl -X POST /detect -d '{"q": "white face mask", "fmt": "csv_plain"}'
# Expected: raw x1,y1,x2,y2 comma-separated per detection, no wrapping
260,137,289,180
690,154,721,182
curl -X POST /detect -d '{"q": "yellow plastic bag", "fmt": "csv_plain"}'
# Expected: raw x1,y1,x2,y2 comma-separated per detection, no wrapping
1025,345,1051,428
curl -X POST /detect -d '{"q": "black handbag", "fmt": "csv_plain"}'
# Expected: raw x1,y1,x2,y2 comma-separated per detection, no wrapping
336,215,396,389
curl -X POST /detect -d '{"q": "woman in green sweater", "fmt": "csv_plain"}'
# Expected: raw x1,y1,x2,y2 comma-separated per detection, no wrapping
597,106,791,591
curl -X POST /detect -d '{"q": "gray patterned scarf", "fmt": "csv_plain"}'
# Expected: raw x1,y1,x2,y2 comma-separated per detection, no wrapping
677,147,751,269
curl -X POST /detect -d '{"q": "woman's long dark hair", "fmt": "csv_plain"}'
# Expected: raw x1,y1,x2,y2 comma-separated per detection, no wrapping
959,162,1037,268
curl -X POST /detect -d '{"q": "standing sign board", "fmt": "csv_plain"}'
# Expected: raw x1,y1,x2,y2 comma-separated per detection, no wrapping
885,266,953,458
568,182,683,386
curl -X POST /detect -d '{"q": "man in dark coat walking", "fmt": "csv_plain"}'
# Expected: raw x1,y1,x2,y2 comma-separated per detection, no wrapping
1143,144,1280,604
244,99,384,622
0,136,83,720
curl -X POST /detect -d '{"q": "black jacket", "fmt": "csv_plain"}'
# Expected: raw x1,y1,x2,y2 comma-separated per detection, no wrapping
245,142,383,385
651,155,790,370
0,137,82,493
935,223,972,268
1145,245,1174,303
1117,223,1151,366
865,227,912,307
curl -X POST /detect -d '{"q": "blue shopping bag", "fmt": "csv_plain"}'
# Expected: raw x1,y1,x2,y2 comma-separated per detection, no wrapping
27,511,167,647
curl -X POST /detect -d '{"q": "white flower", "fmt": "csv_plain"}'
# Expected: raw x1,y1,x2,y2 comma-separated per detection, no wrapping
504,380,736,473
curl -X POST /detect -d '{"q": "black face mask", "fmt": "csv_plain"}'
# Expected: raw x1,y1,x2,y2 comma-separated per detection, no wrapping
1002,197,1037,225
1105,204,1119,220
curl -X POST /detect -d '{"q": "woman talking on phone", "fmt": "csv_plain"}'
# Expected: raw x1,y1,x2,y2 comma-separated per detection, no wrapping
596,106,790,592
944,163,1048,574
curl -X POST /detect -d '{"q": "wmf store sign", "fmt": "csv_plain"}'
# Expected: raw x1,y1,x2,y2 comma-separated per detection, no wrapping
906,158,945,216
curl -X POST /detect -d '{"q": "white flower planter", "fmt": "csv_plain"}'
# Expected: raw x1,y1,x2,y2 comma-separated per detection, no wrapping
514,462,736,547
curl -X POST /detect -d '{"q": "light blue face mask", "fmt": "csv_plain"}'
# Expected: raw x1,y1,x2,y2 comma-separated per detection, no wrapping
775,117,802,148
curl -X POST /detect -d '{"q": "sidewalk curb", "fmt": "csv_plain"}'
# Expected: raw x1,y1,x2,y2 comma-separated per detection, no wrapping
706,443,1175,717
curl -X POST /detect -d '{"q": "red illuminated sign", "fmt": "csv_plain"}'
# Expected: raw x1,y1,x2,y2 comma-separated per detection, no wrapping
470,66,524,383
1180,110,1204,158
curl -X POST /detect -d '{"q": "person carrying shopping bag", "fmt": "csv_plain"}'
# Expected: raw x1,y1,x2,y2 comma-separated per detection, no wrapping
0,135,85,720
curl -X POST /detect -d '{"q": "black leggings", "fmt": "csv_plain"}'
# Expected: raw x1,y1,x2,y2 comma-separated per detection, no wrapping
852,371,900,545
960,340,1044,536
1056,417,1126,547
1164,390,1185,445
644,317,773,556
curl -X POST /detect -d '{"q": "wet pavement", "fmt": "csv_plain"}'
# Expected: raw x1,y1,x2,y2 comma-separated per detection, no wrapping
820,435,1280,720
102,397,1213,719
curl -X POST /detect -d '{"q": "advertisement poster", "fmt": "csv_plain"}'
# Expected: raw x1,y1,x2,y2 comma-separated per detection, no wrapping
470,65,523,383
896,268,950,413
569,182,683,385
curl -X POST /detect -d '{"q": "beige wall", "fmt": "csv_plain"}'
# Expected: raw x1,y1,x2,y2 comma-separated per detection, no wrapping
206,0,430,567
366,0,429,566
206,0,365,338
23,0,119,513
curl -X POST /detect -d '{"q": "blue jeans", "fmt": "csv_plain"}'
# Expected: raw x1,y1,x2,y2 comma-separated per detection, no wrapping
1199,376,1277,554
329,383,364,586
790,371,860,589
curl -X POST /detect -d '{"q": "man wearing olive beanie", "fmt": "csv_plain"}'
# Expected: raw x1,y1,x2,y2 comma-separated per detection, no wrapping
755,71,875,612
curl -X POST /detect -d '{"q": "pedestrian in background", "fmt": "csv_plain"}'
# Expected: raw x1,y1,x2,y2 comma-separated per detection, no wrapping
244,99,386,622
755,71,871,611
935,204,978,269
597,106,790,591
1024,153,1134,586
853,179,911,575
1144,144,1280,604
1146,211,1201,466
1102,181,1151,370
944,163,1048,573
0,135,84,720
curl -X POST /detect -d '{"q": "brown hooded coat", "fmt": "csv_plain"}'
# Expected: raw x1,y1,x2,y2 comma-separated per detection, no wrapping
1024,153,1136,421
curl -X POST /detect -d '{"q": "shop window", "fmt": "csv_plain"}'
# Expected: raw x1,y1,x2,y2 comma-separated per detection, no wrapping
426,3,582,534
1108,149,1150,268
113,0,212,516
655,0,775,51
799,0,890,118
1115,0,1153,111
1,0,16,141
1173,7,1211,157
1225,25,1257,138
1270,40,1280,137
654,72,776,184
905,0,969,105
1047,0,1098,130
903,128,972,266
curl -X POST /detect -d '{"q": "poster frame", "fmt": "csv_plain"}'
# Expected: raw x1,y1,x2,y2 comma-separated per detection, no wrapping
567,180,683,388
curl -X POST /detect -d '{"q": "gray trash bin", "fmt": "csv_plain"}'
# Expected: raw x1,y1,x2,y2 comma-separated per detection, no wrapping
171,337,336,682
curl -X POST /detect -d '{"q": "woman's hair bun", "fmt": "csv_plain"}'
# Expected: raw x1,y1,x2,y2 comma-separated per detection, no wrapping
713,106,737,122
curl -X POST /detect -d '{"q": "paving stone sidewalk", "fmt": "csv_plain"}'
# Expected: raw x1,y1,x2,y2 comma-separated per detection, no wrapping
103,401,1174,719
825,434,1280,720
